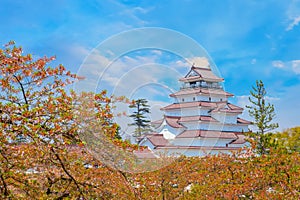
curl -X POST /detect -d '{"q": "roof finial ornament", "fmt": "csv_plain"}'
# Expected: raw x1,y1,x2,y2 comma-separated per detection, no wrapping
192,62,195,69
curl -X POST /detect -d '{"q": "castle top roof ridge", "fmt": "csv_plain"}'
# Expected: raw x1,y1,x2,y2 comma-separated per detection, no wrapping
180,65,224,83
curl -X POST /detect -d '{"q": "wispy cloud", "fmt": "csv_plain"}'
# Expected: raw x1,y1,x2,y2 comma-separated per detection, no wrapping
187,57,209,68
286,16,300,31
292,60,300,74
272,60,285,68
285,0,300,31
272,60,300,74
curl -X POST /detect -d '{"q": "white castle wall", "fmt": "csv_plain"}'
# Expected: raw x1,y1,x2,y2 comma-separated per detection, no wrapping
179,121,248,132
165,107,210,117
176,94,227,103
156,124,185,136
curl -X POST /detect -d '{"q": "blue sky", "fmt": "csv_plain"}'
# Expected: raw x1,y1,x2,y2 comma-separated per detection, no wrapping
1,0,300,130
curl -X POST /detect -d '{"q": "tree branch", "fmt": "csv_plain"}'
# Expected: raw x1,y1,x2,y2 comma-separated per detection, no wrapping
50,147,85,198
13,75,28,106
0,171,9,197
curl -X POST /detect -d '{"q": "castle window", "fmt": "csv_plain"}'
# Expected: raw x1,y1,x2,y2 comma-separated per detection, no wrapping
190,81,196,88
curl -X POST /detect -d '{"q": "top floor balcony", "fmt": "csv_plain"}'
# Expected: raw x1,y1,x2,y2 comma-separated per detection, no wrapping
180,81,223,90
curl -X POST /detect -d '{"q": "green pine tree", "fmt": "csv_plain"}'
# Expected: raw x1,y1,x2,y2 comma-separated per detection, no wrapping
246,80,279,154
128,99,152,137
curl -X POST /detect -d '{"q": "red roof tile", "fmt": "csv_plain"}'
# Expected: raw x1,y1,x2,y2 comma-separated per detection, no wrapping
229,134,247,144
200,131,238,139
150,116,184,129
227,103,243,110
201,101,217,107
210,103,243,113
177,116,199,122
237,118,252,125
176,130,238,139
161,101,218,110
201,116,215,121
161,102,200,110
170,88,200,96
200,88,234,96
165,116,184,128
176,130,200,138
146,134,170,147
193,67,223,80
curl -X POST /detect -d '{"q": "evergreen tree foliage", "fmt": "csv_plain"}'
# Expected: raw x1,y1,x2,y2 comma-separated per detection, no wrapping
246,80,279,154
128,99,151,137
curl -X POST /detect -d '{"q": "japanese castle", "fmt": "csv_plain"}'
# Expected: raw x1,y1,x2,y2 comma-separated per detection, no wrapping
139,62,251,157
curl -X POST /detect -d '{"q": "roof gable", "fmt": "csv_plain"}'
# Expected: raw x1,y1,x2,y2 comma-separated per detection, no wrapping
180,66,224,82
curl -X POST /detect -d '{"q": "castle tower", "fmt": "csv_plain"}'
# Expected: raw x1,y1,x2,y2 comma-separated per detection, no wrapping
140,63,251,157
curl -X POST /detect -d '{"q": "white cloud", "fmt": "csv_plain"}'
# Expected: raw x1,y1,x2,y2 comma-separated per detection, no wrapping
272,59,300,75
286,1,300,31
132,7,150,14
236,95,280,111
272,60,285,68
292,60,300,74
117,6,150,26
237,95,279,104
265,96,280,102
285,0,300,31
151,50,163,56
111,64,180,99
286,16,300,31
68,45,90,58
187,57,210,68
175,60,188,66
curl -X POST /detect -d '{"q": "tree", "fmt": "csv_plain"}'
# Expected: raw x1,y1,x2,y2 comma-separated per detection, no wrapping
0,41,136,199
246,80,279,154
272,127,300,152
128,99,152,137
